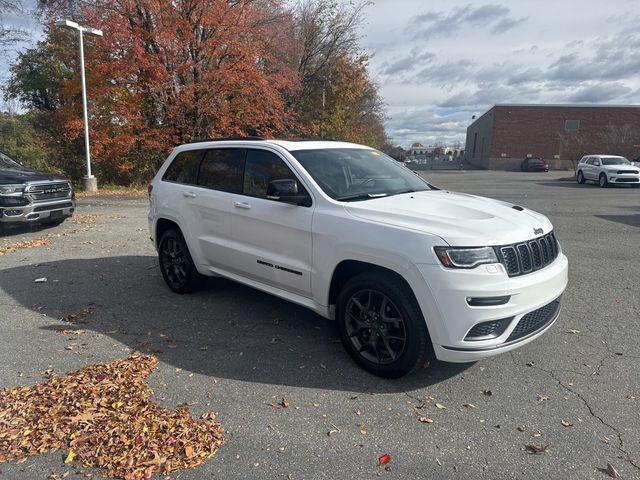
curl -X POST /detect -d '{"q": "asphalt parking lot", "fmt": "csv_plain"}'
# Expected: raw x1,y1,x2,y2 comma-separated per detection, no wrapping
0,170,638,479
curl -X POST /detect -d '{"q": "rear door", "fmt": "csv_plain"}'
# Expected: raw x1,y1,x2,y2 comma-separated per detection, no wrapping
230,148,314,297
187,148,245,270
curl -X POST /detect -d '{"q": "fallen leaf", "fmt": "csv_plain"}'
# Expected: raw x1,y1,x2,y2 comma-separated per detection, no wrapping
606,463,620,478
482,390,493,396
56,329,87,335
418,416,433,423
537,394,549,402
517,426,525,432
34,277,48,283
64,450,76,464
280,398,289,408
435,403,446,410
525,444,550,454
463,403,476,409
378,454,391,465
327,428,338,436
561,420,573,427
184,445,194,458
526,361,535,367
566,329,580,334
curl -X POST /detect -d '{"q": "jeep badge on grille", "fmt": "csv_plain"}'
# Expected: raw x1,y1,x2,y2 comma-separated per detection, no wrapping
533,227,543,235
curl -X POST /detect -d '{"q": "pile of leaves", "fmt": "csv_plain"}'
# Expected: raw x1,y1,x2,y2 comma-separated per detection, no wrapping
0,237,50,256
0,355,224,479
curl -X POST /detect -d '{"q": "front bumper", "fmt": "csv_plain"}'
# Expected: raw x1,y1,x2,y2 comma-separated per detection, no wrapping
408,253,568,363
0,198,75,223
606,172,640,183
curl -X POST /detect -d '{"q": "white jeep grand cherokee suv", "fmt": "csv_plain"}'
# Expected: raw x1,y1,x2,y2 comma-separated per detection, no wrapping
148,138,568,378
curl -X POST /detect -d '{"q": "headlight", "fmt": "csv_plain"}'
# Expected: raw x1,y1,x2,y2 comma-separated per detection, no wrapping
0,184,25,194
434,246,498,269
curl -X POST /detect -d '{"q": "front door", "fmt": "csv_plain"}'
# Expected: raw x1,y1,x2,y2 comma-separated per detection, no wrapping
230,148,314,297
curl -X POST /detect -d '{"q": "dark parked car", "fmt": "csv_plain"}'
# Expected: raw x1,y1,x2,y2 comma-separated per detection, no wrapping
521,157,549,172
0,151,75,232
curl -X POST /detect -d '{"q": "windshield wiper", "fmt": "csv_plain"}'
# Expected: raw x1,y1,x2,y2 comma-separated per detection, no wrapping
336,192,388,201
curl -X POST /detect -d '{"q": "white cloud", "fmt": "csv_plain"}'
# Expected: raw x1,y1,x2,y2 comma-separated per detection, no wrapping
363,0,640,147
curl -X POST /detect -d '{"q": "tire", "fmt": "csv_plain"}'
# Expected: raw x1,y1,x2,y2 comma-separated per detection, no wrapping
576,170,585,184
599,173,608,188
336,272,431,378
158,229,206,294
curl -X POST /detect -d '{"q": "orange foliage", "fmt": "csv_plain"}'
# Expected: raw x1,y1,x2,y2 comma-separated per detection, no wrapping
51,0,301,183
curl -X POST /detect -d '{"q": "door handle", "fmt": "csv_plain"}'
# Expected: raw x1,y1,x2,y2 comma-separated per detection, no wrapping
233,201,251,210
183,191,196,198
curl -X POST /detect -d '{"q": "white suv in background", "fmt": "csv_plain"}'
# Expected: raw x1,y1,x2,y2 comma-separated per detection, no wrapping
576,155,640,188
148,139,568,378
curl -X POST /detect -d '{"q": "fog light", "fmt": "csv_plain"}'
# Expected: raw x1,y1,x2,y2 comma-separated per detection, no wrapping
4,209,22,216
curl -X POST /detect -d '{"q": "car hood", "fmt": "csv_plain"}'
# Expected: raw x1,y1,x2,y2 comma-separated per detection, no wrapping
343,190,553,246
603,165,638,171
0,168,69,185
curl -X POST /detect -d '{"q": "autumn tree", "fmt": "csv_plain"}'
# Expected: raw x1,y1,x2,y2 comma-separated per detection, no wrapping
290,0,387,147
5,0,388,184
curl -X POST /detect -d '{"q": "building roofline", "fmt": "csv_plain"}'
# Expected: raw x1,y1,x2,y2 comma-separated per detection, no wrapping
467,103,640,129
493,103,640,108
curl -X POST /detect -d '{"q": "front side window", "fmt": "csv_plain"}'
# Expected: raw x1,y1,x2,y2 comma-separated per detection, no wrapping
586,158,594,165
163,150,203,184
243,149,306,200
291,148,431,201
198,148,244,193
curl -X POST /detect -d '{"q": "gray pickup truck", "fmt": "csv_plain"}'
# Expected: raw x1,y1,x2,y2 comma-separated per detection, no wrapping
0,151,75,231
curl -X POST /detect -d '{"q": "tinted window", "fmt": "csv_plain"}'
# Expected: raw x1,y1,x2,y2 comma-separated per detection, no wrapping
163,150,202,184
243,149,308,200
198,148,244,193
586,158,594,165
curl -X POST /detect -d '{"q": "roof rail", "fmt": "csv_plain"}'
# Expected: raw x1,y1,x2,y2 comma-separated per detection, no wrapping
180,136,265,145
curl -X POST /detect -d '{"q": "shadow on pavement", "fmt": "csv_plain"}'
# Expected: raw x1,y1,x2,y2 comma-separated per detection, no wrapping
0,255,471,392
594,214,640,228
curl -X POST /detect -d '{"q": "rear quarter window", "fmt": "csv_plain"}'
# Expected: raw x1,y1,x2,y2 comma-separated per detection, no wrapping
162,150,203,184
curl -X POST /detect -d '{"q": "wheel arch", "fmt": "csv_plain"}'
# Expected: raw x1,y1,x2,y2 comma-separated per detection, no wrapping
155,218,182,248
328,260,417,310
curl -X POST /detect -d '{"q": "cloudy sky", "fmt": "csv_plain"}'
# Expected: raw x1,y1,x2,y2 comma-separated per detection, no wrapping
2,0,640,148
360,0,640,147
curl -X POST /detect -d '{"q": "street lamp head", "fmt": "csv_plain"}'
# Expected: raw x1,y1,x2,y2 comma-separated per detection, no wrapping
56,19,80,30
55,19,103,37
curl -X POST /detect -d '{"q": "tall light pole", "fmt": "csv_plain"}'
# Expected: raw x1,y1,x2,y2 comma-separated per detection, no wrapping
56,19,103,192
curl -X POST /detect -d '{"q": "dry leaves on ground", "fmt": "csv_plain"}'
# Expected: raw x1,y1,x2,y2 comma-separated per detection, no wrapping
0,355,224,480
525,444,550,455
0,238,50,256
76,189,147,198
70,214,98,225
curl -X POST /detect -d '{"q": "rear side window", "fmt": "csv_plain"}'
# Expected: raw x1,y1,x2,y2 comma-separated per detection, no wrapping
198,148,244,193
243,149,302,199
163,150,203,184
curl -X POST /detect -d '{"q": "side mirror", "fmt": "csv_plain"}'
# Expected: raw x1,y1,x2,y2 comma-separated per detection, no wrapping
267,179,309,205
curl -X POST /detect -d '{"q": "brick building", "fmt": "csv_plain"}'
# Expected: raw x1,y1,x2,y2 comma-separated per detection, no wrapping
465,104,640,170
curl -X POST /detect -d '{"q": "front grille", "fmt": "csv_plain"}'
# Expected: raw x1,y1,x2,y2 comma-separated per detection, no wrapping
33,202,73,212
27,183,71,202
615,178,639,183
507,299,561,342
498,231,559,277
617,170,638,174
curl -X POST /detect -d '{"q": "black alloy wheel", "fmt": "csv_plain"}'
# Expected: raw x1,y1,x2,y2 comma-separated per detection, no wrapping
158,229,205,294
599,173,608,188
337,272,431,378
576,171,585,184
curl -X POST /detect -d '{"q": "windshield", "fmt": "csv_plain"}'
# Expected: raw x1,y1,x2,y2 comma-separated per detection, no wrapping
601,157,630,166
0,152,23,169
290,148,432,200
